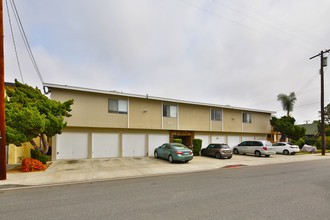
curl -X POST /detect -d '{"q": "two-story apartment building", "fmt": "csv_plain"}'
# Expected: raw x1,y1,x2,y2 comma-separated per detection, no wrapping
43,83,275,160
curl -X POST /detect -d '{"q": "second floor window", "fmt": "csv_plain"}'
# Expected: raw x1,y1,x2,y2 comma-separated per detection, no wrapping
243,112,252,123
163,104,177,118
211,109,222,121
109,99,128,114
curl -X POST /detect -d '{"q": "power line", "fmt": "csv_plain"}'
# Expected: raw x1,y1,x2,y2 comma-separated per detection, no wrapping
178,0,315,51
211,0,325,49
5,0,23,82
8,0,44,84
224,0,330,47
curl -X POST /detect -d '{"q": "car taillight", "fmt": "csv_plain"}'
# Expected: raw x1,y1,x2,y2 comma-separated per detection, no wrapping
190,151,193,155
263,147,267,150
176,151,182,155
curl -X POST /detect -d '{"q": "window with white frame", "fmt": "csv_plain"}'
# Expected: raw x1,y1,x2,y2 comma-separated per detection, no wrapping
243,112,252,123
211,109,222,121
108,99,128,114
163,104,177,118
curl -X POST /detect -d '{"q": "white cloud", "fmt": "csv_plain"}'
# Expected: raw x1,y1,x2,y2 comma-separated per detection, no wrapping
4,0,330,124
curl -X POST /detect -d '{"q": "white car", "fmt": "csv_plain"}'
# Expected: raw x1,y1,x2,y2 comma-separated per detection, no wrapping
272,142,300,155
233,140,276,157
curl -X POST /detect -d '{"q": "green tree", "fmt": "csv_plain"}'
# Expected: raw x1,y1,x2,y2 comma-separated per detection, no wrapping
270,116,305,141
5,80,74,154
316,103,330,136
277,92,297,116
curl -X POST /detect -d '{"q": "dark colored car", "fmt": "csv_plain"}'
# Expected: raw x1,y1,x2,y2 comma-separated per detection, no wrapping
201,143,232,159
154,143,193,163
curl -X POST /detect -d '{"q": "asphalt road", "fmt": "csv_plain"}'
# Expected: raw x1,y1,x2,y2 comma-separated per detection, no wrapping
1,159,330,220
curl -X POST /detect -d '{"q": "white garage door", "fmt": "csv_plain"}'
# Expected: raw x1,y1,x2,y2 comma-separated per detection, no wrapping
255,136,266,140
56,132,88,159
195,135,210,149
92,133,119,158
242,136,254,141
211,135,226,144
122,134,146,157
148,134,169,157
227,136,241,149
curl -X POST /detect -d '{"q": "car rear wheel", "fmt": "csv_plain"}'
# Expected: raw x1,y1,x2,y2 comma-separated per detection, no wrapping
168,155,173,163
227,155,232,159
154,151,158,158
255,150,261,157
233,148,239,154
201,151,204,156
265,155,270,157
283,150,289,155
291,152,296,155
215,152,221,159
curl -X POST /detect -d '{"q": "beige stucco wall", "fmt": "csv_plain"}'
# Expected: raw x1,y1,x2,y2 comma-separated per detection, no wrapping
51,89,129,128
179,104,210,131
222,109,242,132
50,88,272,134
243,112,271,133
8,144,34,164
163,117,177,130
129,98,162,129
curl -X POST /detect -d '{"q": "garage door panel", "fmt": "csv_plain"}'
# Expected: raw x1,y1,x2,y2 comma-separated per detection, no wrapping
195,135,210,149
92,133,119,158
211,135,226,144
148,134,169,157
56,132,88,159
227,136,240,149
122,134,146,157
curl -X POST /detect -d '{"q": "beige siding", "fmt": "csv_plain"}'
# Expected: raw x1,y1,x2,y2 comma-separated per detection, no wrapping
179,104,210,131
129,98,162,129
163,117,177,130
243,112,271,133
49,87,272,134
222,109,242,132
51,89,128,128
211,121,222,131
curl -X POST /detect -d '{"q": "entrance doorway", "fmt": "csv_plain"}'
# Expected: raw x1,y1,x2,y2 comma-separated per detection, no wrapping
170,131,194,149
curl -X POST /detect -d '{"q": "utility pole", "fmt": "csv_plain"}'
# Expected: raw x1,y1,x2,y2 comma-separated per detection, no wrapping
310,49,329,156
0,0,6,180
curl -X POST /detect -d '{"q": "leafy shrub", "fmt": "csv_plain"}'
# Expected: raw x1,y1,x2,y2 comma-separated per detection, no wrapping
293,138,305,148
317,136,330,149
30,149,48,164
192,139,202,156
172,138,182,144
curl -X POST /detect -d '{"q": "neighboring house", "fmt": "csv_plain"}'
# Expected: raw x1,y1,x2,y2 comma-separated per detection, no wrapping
44,83,275,161
297,122,319,138
5,82,36,164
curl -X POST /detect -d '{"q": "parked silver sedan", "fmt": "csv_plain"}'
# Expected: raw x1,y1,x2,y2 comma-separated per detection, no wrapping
233,140,276,157
272,142,300,155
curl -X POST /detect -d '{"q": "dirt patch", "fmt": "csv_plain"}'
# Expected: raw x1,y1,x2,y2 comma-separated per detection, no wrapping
65,160,80,164
7,163,52,173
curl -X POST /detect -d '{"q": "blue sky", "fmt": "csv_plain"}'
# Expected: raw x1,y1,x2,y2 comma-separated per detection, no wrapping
4,0,330,124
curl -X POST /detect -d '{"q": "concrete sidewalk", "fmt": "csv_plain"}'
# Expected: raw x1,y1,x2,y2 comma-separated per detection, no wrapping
1,154,329,190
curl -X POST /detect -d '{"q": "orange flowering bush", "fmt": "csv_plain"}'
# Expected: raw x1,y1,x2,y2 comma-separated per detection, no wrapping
22,158,45,172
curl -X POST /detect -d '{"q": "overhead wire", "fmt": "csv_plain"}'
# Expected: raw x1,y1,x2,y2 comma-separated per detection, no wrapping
211,0,325,49
5,0,24,83
177,0,315,51
178,0,329,113
225,0,330,46
8,0,45,84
